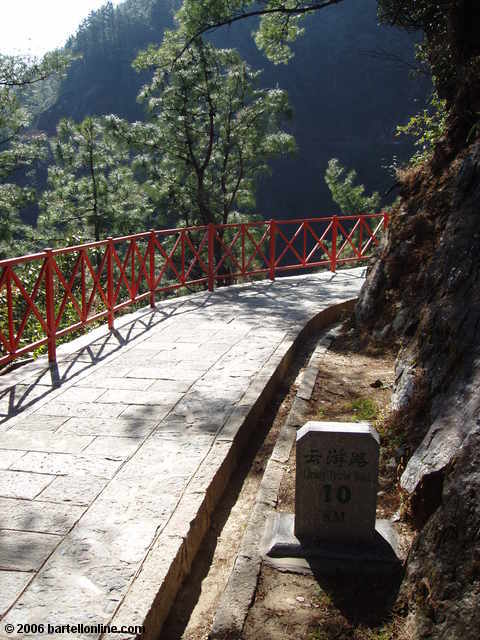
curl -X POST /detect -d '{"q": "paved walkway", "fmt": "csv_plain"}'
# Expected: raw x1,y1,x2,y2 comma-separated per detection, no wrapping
0,269,365,639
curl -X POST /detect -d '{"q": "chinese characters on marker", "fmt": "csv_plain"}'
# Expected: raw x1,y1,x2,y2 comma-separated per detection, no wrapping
304,448,368,468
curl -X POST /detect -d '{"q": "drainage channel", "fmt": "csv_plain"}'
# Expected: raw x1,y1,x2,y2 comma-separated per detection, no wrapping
159,330,324,640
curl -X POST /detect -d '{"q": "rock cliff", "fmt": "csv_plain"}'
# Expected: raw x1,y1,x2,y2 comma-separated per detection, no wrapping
356,136,480,636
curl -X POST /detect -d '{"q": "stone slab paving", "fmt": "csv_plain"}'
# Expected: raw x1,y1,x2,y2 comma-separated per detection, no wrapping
0,269,365,638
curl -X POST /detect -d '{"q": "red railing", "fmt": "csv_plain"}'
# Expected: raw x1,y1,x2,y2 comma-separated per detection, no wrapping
0,214,388,366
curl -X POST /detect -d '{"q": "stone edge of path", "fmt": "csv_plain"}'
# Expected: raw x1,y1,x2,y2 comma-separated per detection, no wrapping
102,300,355,640
208,323,343,640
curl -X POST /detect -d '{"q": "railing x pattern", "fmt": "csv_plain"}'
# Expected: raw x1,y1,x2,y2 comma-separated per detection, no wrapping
0,213,388,366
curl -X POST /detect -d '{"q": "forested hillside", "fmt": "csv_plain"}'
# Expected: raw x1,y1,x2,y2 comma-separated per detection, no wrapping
2,1,479,637
33,0,428,224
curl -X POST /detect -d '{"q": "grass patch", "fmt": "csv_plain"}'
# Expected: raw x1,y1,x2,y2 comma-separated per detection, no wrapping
311,397,380,424
349,397,378,421
309,620,396,640
362,623,395,640
312,407,326,420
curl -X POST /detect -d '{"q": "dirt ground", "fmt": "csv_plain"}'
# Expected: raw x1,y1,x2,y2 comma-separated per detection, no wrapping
278,328,400,518
243,327,415,640
162,324,415,640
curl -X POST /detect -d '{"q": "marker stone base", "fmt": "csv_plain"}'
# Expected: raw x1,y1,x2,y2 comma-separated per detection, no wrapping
262,513,402,575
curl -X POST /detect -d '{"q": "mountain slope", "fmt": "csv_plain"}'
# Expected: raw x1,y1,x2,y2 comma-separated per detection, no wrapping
34,0,429,224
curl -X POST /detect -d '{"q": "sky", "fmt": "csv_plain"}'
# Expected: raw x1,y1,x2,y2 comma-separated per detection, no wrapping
0,1,124,57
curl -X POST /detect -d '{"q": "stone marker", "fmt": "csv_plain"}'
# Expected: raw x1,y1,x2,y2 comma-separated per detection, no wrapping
295,421,379,543
262,421,401,573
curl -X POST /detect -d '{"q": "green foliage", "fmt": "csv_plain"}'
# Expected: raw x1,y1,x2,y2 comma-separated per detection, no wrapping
378,0,480,135
176,1,337,65
377,1,444,31
26,0,428,241
38,116,154,244
324,159,381,215
396,91,447,166
0,184,35,258
349,397,378,422
130,34,296,227
377,4,450,165
0,51,71,257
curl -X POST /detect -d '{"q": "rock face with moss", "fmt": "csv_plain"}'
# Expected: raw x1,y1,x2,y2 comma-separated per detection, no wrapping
403,426,480,640
356,92,480,640
358,139,480,445
356,1,480,616
354,5,480,636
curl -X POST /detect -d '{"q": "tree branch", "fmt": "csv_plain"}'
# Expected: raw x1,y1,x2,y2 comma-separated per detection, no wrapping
174,0,344,66
360,47,429,76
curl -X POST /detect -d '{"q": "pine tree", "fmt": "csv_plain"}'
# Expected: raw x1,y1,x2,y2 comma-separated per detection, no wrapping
324,159,381,215
126,32,296,228
38,116,153,245
0,51,70,257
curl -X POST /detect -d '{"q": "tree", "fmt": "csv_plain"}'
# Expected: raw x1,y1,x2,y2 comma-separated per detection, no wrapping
176,1,344,64
0,51,70,257
38,116,153,245
377,1,480,148
126,32,296,229
324,158,381,215
176,0,480,148
396,90,447,166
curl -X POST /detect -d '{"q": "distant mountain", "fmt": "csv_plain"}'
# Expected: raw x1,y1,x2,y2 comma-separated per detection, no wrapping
34,0,429,224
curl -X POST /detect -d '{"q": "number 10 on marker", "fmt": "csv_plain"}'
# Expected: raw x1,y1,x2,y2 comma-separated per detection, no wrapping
322,484,351,504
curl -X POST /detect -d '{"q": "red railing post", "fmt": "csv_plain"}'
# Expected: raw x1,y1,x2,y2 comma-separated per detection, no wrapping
44,249,57,363
241,223,246,277
359,215,364,256
208,223,215,292
81,250,87,322
269,219,276,281
303,222,307,266
149,229,156,308
107,237,115,330
331,216,338,273
130,239,135,301
6,268,14,358
180,229,186,285
0,214,390,370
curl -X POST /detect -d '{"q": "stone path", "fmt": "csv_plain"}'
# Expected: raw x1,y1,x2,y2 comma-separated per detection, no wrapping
0,269,365,639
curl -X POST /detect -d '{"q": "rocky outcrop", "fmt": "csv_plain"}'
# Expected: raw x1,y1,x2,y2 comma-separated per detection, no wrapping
357,139,480,427
356,140,480,637
402,425,480,640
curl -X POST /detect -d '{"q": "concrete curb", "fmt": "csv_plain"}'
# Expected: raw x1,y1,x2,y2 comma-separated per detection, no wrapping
105,300,354,640
209,323,344,640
